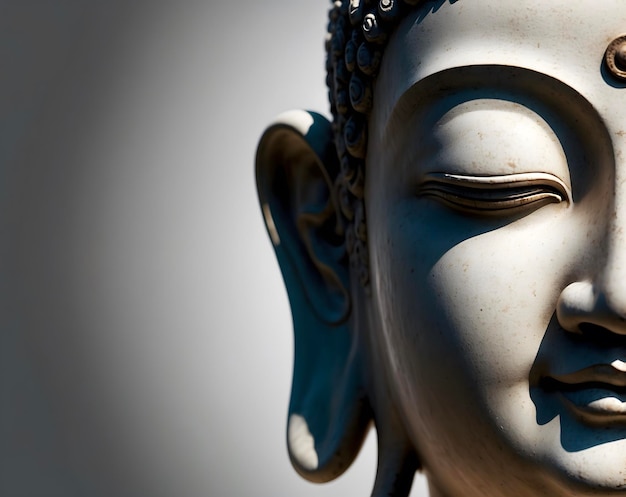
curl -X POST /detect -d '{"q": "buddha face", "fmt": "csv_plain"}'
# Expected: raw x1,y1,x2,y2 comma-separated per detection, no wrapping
366,1,626,495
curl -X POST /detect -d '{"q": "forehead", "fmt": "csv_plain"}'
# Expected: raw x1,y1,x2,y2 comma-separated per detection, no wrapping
371,0,626,136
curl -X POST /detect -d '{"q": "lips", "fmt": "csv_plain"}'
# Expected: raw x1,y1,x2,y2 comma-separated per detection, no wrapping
544,360,626,422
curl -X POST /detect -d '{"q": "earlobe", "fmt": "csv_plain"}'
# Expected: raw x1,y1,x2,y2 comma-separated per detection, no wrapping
255,110,370,481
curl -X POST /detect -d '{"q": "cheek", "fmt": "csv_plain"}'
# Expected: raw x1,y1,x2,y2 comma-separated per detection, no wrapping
367,196,600,429
426,220,565,385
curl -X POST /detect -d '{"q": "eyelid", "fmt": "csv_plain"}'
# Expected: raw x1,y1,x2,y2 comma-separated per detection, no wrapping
419,172,571,213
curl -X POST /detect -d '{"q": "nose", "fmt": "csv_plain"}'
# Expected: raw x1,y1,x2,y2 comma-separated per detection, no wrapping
556,121,626,336
557,280,626,336
556,217,626,337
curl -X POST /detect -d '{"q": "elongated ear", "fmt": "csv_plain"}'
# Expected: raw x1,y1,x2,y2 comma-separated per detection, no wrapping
256,110,371,482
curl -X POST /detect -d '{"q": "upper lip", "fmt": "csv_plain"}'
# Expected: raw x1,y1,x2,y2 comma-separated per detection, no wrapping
546,360,626,390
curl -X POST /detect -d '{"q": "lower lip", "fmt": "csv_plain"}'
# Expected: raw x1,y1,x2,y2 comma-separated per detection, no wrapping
558,388,626,423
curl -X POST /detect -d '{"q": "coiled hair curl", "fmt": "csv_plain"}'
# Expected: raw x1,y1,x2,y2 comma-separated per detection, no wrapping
325,0,425,286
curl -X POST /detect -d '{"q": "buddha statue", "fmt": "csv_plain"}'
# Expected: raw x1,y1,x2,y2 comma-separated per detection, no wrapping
255,1,626,495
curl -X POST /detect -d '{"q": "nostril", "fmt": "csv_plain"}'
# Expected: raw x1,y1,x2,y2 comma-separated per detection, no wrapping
575,322,626,346
592,291,626,335
557,280,626,338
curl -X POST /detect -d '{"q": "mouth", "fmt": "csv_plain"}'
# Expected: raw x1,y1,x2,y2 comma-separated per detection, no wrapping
543,360,626,424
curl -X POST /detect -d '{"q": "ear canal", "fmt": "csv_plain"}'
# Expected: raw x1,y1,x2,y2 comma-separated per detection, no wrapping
256,110,372,482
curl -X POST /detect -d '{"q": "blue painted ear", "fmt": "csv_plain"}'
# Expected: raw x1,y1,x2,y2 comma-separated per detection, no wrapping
256,110,371,482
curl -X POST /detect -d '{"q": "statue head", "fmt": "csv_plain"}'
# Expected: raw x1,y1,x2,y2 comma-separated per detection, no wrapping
256,1,626,496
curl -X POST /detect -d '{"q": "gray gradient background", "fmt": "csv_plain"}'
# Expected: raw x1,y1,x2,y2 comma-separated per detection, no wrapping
0,2,428,496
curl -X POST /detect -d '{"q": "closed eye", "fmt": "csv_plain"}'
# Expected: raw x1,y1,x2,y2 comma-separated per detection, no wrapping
418,172,571,214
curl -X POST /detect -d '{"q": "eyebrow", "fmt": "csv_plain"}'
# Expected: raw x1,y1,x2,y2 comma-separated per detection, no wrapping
383,64,596,137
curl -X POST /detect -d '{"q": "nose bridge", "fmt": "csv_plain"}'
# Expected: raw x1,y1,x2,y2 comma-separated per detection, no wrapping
599,134,626,315
557,152,626,336
602,216,626,298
